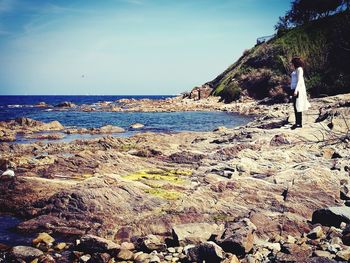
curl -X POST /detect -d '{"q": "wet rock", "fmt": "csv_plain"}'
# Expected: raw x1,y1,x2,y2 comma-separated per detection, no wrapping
312,206,350,227
35,102,49,108
172,223,224,246
25,133,65,140
307,226,324,239
77,234,119,253
11,246,44,261
186,241,224,263
216,219,256,256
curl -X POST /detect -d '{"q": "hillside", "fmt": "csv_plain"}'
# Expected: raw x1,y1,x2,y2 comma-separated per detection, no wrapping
203,11,350,103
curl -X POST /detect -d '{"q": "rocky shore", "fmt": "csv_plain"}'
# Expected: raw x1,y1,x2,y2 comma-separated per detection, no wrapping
0,93,350,262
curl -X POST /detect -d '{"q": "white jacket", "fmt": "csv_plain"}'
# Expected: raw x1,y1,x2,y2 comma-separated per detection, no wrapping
291,67,310,112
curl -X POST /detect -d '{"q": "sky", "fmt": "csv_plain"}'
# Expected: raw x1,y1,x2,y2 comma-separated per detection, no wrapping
0,0,290,95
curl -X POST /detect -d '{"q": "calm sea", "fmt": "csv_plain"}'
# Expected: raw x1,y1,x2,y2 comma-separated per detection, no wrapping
0,95,252,135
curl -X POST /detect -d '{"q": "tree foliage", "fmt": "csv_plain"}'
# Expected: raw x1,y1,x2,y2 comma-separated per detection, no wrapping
275,0,347,31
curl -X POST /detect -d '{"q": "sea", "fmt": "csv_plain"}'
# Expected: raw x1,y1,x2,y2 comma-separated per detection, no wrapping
0,95,252,139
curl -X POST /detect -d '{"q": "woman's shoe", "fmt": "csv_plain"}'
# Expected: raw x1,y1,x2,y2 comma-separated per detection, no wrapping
291,124,302,130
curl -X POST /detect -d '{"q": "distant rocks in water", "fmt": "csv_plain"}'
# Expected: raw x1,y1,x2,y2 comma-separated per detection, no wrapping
99,125,125,133
24,133,65,140
55,101,76,108
1,169,15,177
35,101,49,108
130,123,144,129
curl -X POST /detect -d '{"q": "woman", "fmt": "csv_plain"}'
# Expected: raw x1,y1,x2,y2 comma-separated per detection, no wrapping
290,57,310,129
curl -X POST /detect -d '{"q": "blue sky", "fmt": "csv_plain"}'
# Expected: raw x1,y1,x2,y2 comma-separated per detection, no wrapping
0,0,290,95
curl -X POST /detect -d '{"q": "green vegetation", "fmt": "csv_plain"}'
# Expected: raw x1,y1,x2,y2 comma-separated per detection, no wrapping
210,11,350,102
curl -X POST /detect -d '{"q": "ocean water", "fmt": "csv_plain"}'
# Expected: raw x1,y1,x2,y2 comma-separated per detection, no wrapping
0,95,252,135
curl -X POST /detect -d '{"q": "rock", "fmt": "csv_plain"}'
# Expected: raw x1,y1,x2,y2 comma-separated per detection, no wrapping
222,254,240,263
116,249,134,260
35,102,49,108
11,246,44,261
130,123,144,129
270,134,290,146
336,248,350,261
139,234,166,252
88,252,111,263
306,258,338,263
1,169,15,177
99,125,125,133
134,252,151,263
307,226,324,239
342,225,350,245
172,223,224,246
55,242,67,251
41,121,64,131
186,241,224,263
167,247,176,253
216,219,256,256
79,254,91,262
340,184,350,200
149,255,160,263
77,234,119,253
120,242,135,250
312,206,350,227
55,101,76,108
277,243,312,262
313,250,334,259
32,232,55,246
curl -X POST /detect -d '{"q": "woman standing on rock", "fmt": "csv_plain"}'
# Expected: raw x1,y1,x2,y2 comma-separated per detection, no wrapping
290,57,310,129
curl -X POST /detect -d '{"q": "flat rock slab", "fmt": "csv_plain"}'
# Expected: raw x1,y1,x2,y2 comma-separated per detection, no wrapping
12,246,44,260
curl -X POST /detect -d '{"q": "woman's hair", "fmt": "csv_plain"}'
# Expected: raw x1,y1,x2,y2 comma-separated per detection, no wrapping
291,57,304,68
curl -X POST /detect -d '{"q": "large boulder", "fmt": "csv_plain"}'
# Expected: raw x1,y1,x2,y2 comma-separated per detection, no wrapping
216,219,256,256
312,206,350,227
55,101,76,108
185,241,225,263
172,223,224,246
77,234,119,253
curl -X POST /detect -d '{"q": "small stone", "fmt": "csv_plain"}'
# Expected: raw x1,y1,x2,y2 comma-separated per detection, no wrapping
78,234,119,253
167,247,176,253
117,249,134,261
12,246,44,261
149,255,160,263
340,222,347,230
285,235,296,244
54,242,67,251
134,252,150,263
307,226,324,239
33,232,55,246
79,254,91,262
313,250,334,259
336,248,350,261
222,254,240,263
164,255,172,261
176,247,183,253
1,169,15,177
121,242,135,250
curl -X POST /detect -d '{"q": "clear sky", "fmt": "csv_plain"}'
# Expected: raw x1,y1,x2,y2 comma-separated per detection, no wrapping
0,0,290,95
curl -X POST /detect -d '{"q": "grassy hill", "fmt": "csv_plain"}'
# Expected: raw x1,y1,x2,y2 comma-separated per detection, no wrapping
207,11,350,103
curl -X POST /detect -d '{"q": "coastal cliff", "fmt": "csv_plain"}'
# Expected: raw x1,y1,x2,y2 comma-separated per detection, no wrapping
197,11,350,103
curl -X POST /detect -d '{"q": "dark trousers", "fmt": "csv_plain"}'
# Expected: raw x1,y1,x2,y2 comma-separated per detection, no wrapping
292,96,302,126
